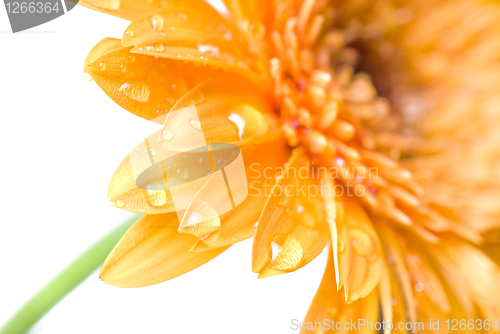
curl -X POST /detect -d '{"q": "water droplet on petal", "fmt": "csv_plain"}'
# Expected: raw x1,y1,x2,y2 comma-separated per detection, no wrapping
254,222,258,229
270,241,283,265
144,42,165,52
119,83,132,91
348,228,378,261
149,13,164,31
267,233,303,271
119,82,151,102
198,44,221,58
148,148,156,156
125,30,135,37
99,62,106,71
415,282,424,292
138,208,145,213
228,112,246,141
120,65,127,73
115,199,124,208
190,119,201,130
145,182,167,207
161,129,173,141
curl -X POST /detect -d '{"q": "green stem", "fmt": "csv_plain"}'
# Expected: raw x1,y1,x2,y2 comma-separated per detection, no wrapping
0,215,140,334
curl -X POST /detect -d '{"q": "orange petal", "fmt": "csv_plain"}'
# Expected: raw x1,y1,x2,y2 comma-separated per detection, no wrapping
79,0,176,21
160,75,275,149
335,195,382,302
100,213,228,287
440,239,500,320
252,148,330,278
377,224,417,327
400,242,451,314
121,5,264,82
190,138,291,251
377,262,394,334
301,246,379,334
85,38,224,121
107,76,276,215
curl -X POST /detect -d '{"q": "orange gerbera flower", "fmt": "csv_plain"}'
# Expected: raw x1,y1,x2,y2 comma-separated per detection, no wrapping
82,0,500,330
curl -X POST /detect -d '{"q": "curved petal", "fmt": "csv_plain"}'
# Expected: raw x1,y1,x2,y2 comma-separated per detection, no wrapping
107,75,277,214
440,239,500,320
121,4,265,82
336,195,382,302
377,224,417,327
301,246,379,334
159,75,275,149
100,213,228,287
85,38,224,120
252,148,330,278
190,137,291,251
79,0,190,21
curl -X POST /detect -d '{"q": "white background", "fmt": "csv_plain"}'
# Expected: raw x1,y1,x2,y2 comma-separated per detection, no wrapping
0,4,328,334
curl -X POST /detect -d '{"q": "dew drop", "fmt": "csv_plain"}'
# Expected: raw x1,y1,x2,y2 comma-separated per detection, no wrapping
120,65,127,73
231,237,237,241
253,222,258,229
266,233,303,271
99,62,106,71
198,44,221,58
129,55,136,62
190,119,201,130
161,129,173,141
149,13,164,31
415,282,424,292
145,42,165,52
138,208,146,213
391,298,397,306
270,241,283,265
119,82,151,102
115,199,124,208
148,148,156,156
145,182,167,207
119,83,132,91
348,228,377,260
125,30,135,37
228,112,246,141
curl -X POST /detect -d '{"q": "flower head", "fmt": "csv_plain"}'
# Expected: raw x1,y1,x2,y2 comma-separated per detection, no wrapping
82,0,500,328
